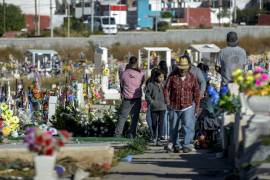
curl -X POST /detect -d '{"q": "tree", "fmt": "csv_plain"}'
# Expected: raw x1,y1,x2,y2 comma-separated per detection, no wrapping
0,3,25,36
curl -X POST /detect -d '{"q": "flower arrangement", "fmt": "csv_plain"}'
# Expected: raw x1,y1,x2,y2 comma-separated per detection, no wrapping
24,127,72,156
232,67,270,96
0,103,19,137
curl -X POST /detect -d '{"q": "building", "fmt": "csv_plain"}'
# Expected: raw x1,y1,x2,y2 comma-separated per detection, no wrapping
137,0,162,29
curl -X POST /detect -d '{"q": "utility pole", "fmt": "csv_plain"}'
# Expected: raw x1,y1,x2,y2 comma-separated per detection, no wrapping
67,2,70,37
91,0,94,33
34,0,38,36
38,0,40,36
218,0,221,26
259,0,263,10
81,0,85,19
109,0,111,25
3,0,5,32
234,0,237,23
50,0,54,37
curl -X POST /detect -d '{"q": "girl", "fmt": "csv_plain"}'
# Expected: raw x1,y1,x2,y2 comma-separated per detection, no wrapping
145,69,166,146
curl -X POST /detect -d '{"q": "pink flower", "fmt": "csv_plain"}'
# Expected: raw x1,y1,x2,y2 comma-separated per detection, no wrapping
261,74,269,81
255,79,262,86
255,66,264,73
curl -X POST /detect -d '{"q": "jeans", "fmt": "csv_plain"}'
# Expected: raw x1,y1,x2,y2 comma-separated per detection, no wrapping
169,106,195,148
115,98,141,137
151,110,165,140
162,110,169,138
146,108,154,138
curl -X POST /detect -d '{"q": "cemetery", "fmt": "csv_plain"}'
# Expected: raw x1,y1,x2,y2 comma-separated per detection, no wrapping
0,43,269,180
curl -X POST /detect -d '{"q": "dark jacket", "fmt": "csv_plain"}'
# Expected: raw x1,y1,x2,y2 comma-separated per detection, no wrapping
145,82,166,111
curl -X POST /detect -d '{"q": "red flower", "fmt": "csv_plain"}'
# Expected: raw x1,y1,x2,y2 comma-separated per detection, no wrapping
0,120,3,129
35,135,44,145
60,130,72,140
45,148,54,156
45,139,53,146
57,139,64,147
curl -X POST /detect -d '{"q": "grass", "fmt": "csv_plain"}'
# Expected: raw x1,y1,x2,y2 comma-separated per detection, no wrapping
261,135,270,146
1,35,270,65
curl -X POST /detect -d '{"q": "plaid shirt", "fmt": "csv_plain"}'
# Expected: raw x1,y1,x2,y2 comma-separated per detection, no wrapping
164,73,201,111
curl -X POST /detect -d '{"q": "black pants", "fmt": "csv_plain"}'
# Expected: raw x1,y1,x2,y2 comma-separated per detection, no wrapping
151,110,165,140
115,98,141,137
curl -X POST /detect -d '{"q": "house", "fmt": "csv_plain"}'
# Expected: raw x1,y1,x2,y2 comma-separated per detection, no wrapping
25,15,50,31
137,0,162,29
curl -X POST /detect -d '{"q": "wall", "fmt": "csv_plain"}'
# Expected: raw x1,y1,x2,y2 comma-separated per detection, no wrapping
0,26,270,48
187,8,211,28
258,15,270,25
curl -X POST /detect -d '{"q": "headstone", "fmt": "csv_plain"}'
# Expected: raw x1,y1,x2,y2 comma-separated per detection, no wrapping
77,83,85,108
48,96,58,120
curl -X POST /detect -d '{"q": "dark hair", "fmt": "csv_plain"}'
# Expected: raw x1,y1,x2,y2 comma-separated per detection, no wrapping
126,56,140,71
158,60,168,78
197,63,209,73
226,31,238,47
146,68,159,85
152,69,164,82
129,56,138,65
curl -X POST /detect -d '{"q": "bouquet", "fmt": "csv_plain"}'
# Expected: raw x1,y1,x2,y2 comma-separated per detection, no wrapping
0,103,19,137
232,67,270,96
24,127,72,156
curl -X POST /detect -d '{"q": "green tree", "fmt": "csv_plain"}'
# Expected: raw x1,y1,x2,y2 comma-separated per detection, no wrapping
0,4,25,36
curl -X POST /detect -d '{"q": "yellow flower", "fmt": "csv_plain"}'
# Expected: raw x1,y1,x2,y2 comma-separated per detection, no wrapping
0,103,8,111
10,123,19,131
2,127,11,137
11,116,19,124
4,110,13,118
232,69,243,78
246,75,254,82
236,76,244,82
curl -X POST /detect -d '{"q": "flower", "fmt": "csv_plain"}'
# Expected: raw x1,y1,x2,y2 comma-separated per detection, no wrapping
24,127,72,156
233,68,270,96
2,127,11,137
0,103,19,137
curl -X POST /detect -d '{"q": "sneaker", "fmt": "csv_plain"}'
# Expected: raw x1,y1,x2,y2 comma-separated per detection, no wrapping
156,141,163,146
173,146,180,153
183,147,192,153
164,142,173,152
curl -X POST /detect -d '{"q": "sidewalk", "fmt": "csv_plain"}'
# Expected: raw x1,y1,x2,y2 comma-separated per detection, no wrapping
104,146,231,180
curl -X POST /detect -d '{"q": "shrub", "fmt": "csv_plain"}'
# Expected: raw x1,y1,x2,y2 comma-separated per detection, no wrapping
157,21,169,31
161,11,172,18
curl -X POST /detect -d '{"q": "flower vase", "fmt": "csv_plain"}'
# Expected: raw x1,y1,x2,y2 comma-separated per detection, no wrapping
239,93,254,115
34,155,57,180
246,95,270,114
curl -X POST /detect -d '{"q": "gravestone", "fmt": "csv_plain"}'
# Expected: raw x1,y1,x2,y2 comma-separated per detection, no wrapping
77,83,85,108
48,96,58,120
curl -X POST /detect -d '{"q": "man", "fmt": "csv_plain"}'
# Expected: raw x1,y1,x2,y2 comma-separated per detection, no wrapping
164,58,201,153
115,56,145,138
181,54,206,97
216,31,247,86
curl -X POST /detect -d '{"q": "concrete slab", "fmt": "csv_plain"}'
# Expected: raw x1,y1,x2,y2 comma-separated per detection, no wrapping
0,143,114,166
104,146,231,180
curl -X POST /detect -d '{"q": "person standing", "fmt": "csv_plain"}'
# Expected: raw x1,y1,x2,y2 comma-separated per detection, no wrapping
164,58,201,153
115,56,145,138
145,69,166,146
216,31,247,87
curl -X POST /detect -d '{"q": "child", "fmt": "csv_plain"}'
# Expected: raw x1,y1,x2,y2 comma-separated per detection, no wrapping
145,69,166,146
